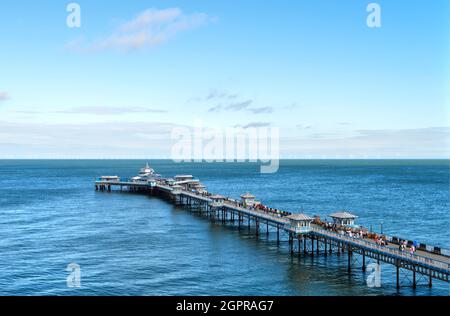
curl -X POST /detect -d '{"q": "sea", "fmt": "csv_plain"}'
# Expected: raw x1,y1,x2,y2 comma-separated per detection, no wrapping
0,159,449,296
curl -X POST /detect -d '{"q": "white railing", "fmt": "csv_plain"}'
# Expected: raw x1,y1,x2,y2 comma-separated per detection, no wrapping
310,227,450,271
289,226,311,234
110,179,450,269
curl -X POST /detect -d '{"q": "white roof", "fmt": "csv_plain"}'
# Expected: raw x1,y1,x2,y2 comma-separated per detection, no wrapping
210,194,226,200
329,211,358,219
241,193,256,199
287,214,314,221
175,175,194,179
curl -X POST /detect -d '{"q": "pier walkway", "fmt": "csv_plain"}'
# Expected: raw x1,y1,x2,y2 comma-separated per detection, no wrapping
95,172,450,289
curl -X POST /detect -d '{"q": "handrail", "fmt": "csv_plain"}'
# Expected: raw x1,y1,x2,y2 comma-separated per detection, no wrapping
310,227,450,271
95,178,450,272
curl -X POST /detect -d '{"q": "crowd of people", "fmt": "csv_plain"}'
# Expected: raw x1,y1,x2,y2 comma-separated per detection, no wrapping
253,203,292,217
399,240,418,255
179,185,423,257
316,218,394,246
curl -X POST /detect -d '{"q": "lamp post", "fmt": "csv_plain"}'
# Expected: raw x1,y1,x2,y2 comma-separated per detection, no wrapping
380,221,383,235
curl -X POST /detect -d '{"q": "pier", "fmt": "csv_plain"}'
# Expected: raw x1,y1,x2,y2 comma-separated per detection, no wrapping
95,165,450,290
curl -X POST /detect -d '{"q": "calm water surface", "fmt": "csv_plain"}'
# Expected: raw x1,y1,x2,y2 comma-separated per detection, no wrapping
0,160,449,295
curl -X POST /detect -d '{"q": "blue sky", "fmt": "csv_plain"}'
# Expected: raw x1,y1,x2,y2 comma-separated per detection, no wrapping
0,0,448,158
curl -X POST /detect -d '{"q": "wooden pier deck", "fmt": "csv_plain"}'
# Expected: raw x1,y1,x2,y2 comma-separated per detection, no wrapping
95,177,450,289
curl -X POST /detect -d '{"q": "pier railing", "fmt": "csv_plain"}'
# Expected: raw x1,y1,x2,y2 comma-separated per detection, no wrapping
95,178,450,274
310,227,450,272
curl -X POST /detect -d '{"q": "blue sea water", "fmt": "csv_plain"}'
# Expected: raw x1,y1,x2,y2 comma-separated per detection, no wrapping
0,159,449,296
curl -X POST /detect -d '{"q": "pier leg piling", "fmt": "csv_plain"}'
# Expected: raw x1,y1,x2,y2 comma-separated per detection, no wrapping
316,238,319,255
303,237,307,255
362,250,366,272
298,237,302,257
396,263,400,289
347,249,352,272
289,233,294,255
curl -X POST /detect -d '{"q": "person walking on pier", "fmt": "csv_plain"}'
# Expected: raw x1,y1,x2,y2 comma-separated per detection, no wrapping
410,245,416,256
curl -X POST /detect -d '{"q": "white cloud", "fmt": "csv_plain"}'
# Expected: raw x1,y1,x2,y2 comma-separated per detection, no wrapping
0,121,447,158
68,8,215,52
0,92,10,102
282,127,450,158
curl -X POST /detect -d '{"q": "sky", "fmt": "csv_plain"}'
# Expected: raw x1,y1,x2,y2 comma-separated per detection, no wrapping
0,0,449,159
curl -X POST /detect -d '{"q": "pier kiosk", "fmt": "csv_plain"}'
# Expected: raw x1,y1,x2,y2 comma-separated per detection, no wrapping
174,175,194,182
329,212,358,227
193,184,207,194
240,193,257,207
286,214,314,233
99,176,120,183
171,185,183,194
186,180,201,190
209,195,226,207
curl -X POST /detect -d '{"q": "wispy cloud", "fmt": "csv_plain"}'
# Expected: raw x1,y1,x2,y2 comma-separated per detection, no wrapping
282,127,450,158
56,106,168,115
0,92,10,102
188,90,239,104
194,90,278,115
68,8,215,52
206,90,238,101
0,120,186,158
208,100,274,115
248,106,274,114
234,122,271,129
225,100,253,111
207,100,253,113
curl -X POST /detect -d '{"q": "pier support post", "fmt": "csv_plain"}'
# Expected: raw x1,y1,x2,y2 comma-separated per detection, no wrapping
238,213,241,229
429,274,433,288
255,218,259,237
396,262,400,289
316,238,319,255
347,249,352,272
298,237,302,257
303,237,307,255
311,236,314,257
324,239,327,257
362,250,366,272
266,221,269,236
289,233,294,255
412,269,417,289
277,227,280,244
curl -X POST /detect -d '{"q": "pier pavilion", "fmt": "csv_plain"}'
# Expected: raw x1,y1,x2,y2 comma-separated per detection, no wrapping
240,193,256,207
329,211,358,226
287,214,314,233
